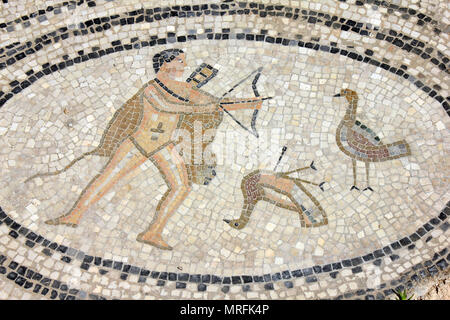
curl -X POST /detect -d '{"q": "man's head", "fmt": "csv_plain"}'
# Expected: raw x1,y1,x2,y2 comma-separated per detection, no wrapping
152,49,186,79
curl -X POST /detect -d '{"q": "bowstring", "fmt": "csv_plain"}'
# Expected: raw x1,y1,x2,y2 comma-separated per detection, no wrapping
218,67,263,137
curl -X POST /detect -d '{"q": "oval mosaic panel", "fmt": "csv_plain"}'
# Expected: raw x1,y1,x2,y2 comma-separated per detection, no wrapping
0,0,448,300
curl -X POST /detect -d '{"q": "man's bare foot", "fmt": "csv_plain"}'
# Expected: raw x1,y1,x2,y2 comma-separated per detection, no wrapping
45,216,79,228
136,232,173,250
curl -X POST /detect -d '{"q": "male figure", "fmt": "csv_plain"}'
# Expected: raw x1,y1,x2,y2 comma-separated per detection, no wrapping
28,49,266,250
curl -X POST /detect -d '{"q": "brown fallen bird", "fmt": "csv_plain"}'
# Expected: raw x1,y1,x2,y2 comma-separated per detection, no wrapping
333,89,411,191
224,161,327,230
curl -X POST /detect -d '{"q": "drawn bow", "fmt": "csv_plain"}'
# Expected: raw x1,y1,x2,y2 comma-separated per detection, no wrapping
218,67,270,138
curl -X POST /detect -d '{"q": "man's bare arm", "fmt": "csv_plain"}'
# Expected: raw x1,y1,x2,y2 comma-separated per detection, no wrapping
194,87,272,111
145,84,218,114
220,96,274,111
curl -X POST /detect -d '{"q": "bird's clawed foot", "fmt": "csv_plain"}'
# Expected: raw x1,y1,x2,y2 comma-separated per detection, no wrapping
319,182,325,192
310,161,317,171
349,185,373,191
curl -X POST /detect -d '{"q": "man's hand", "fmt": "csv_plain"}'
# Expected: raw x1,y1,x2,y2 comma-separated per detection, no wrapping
254,99,263,110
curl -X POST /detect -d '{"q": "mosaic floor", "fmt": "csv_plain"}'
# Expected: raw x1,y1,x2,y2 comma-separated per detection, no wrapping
0,0,448,300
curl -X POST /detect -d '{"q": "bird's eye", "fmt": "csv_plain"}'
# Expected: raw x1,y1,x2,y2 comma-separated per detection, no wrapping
234,222,239,227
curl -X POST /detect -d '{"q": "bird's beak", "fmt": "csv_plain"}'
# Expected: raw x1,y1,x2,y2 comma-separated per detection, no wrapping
333,93,341,97
223,219,230,224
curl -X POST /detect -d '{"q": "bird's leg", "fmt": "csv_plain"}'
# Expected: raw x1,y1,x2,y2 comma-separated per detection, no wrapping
288,178,325,191
363,162,373,191
279,166,310,176
350,159,359,191
278,160,317,176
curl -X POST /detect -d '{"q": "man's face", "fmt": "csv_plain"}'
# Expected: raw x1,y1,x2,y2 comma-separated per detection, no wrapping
162,53,186,79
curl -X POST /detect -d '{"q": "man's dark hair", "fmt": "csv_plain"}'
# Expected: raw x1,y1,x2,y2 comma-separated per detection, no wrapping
152,49,184,74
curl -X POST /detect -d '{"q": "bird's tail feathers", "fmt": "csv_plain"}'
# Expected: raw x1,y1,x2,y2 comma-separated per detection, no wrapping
386,139,411,159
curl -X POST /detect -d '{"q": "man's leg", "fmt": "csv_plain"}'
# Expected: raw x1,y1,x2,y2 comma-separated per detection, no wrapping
46,138,147,226
137,144,191,250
